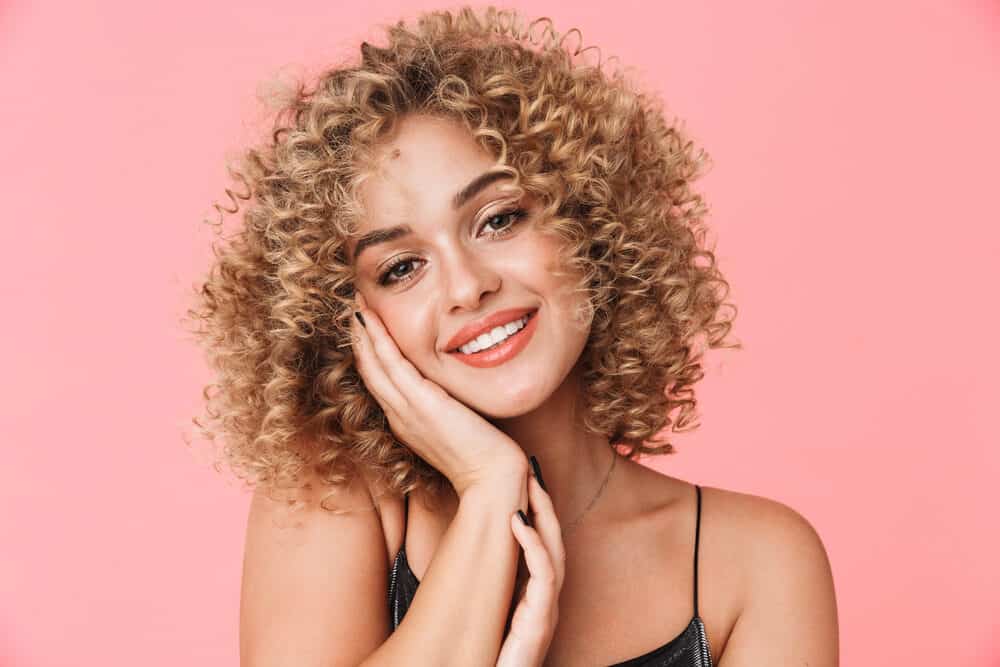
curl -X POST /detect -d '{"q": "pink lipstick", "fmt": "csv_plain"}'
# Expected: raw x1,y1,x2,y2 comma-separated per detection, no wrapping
447,309,539,369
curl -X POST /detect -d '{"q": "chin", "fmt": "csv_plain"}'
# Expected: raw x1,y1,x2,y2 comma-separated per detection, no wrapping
463,384,550,420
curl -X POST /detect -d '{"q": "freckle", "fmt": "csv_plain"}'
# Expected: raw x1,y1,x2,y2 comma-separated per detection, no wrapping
391,148,401,159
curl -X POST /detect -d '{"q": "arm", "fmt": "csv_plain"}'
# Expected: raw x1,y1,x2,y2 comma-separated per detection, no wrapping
363,463,529,667
239,460,529,667
239,470,392,667
718,499,839,666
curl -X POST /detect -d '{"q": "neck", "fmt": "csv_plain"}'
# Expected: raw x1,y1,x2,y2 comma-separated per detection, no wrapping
488,362,618,535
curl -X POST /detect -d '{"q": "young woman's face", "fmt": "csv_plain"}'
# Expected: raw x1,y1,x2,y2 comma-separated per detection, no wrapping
348,114,592,418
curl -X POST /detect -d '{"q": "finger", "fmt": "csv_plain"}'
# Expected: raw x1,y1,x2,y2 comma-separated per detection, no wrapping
353,301,430,403
527,474,567,589
510,512,557,603
351,300,406,409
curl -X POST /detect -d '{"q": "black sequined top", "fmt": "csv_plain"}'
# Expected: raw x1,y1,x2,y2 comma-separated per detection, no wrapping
387,484,713,666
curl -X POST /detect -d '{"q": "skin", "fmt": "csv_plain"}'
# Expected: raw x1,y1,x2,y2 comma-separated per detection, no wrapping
348,113,609,527
347,113,839,665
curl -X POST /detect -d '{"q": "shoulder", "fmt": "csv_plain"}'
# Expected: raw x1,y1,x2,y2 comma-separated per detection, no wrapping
248,465,378,519
620,465,832,576
241,468,394,664
617,465,837,662
243,468,389,575
702,485,829,558
701,485,834,595
702,485,839,663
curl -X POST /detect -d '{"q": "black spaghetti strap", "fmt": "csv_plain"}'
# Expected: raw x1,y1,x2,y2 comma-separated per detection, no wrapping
399,491,411,556
403,492,411,537
693,484,703,618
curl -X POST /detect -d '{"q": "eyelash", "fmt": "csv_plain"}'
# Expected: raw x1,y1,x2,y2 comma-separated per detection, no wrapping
376,207,529,287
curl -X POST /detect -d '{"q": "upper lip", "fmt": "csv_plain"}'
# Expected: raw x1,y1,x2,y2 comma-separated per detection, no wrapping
445,307,537,352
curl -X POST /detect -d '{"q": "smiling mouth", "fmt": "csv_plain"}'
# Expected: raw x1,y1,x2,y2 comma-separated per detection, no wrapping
446,309,538,354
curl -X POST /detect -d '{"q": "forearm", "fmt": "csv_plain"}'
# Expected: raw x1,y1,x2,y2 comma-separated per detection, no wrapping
361,463,529,667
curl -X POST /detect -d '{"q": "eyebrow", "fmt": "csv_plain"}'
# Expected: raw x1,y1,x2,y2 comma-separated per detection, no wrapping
350,169,512,264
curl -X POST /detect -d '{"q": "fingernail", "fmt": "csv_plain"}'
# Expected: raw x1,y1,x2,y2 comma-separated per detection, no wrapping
529,456,548,492
355,311,366,328
517,509,531,527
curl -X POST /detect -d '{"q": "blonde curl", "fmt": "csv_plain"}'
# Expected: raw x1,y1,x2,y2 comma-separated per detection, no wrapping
182,5,741,514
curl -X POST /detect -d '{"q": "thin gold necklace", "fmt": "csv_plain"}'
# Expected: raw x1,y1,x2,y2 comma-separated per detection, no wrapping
561,449,618,537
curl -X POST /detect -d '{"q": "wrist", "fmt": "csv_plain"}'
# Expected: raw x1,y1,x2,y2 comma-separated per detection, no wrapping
453,454,529,501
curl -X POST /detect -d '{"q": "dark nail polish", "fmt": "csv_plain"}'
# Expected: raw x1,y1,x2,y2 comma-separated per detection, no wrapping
517,509,531,527
529,456,548,492
355,311,366,328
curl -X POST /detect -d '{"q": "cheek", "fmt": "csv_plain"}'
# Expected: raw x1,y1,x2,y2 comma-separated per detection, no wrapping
382,311,437,363
507,231,566,284
533,239,593,331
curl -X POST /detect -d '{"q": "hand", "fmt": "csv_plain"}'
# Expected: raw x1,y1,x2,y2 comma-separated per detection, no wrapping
351,292,527,495
496,473,565,667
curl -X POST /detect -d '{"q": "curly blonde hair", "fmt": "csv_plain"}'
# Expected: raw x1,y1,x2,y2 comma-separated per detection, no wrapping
183,5,740,512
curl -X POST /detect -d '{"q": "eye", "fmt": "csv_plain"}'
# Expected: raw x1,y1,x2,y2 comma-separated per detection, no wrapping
480,207,529,239
377,255,423,286
375,207,530,287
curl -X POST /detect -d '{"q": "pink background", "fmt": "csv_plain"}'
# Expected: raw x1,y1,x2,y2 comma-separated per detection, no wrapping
2,1,998,665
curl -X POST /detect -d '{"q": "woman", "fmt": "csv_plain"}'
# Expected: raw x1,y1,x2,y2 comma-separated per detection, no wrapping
188,6,839,665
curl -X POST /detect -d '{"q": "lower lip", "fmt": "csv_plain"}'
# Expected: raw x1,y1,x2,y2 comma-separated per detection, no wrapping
448,310,539,368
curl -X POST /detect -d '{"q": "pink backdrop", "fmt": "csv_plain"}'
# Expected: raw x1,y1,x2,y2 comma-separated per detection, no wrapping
2,1,998,665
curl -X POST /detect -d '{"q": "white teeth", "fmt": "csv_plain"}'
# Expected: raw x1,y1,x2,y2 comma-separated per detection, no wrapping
458,315,529,355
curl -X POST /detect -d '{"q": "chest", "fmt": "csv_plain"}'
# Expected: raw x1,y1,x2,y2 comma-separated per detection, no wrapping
386,480,738,664
541,537,705,666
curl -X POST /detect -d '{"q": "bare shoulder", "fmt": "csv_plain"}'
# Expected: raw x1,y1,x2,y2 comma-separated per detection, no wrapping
241,468,392,666
247,466,377,518
700,485,840,665
701,485,830,557
622,464,832,574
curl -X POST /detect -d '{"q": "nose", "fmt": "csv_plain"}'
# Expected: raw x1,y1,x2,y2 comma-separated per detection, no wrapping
439,243,501,313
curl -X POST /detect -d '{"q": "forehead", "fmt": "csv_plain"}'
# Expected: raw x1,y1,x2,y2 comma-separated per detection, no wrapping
355,115,499,220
